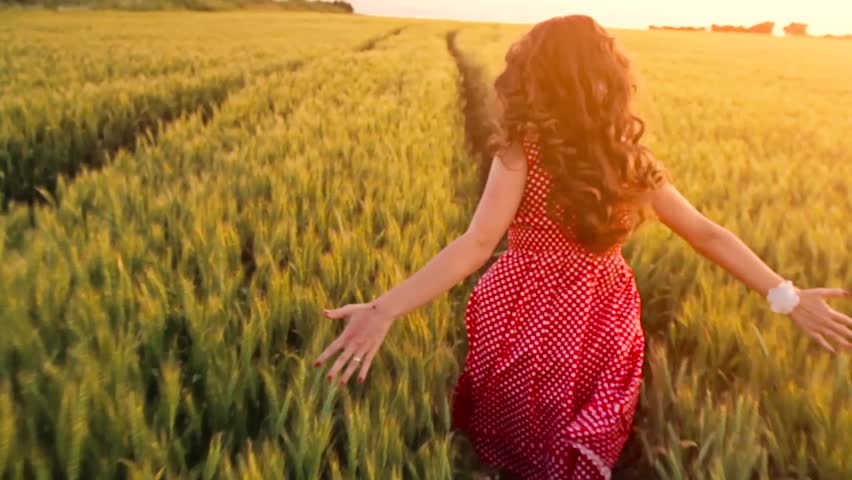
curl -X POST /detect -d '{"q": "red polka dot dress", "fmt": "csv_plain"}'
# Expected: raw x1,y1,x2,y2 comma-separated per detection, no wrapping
451,141,645,479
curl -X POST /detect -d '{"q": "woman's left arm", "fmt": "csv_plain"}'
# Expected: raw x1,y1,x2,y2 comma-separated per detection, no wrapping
374,229,500,319
316,144,529,384
365,143,529,317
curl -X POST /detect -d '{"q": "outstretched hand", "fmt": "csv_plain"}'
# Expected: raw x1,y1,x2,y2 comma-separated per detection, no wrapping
789,288,852,353
314,302,397,385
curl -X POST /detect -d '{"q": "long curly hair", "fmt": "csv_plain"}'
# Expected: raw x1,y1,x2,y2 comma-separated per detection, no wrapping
490,15,670,255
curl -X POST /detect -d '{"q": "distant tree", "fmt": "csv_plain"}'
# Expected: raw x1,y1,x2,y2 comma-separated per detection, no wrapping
747,21,775,34
783,23,809,36
334,2,355,13
711,24,741,33
711,21,774,35
649,25,706,32
275,0,354,13
331,1,352,13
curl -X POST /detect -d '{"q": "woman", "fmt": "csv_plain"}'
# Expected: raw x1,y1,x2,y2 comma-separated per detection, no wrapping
314,15,852,479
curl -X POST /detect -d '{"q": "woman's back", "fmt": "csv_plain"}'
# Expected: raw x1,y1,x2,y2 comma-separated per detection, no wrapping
508,141,632,260
451,139,645,479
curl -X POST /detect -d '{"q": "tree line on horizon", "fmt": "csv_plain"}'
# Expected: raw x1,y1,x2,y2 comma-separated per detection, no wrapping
0,0,355,13
649,21,852,39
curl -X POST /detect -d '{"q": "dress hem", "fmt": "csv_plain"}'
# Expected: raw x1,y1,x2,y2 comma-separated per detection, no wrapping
454,425,612,479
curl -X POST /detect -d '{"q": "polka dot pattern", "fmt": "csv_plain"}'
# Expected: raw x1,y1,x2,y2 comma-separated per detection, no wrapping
451,141,645,479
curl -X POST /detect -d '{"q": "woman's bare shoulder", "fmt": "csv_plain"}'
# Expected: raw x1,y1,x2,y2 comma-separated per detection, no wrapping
495,142,527,170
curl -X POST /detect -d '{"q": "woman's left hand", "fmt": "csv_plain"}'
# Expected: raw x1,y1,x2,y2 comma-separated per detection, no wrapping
314,302,397,385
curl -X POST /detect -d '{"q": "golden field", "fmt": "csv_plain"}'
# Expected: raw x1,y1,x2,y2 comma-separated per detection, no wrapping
1,11,850,479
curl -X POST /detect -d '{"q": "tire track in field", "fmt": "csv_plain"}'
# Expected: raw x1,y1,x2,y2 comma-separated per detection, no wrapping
356,25,408,52
8,25,410,210
446,30,518,479
7,26,407,210
445,31,494,189
3,58,306,211
445,30,507,271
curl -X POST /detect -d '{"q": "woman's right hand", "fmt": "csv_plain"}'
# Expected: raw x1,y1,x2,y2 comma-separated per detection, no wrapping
789,288,852,353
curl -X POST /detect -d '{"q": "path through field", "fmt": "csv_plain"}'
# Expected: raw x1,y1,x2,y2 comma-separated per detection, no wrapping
1,10,850,479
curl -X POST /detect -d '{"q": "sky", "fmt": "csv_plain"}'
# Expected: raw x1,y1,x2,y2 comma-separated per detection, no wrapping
351,0,852,36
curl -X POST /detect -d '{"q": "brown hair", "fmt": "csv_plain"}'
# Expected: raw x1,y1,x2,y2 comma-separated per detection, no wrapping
490,15,670,254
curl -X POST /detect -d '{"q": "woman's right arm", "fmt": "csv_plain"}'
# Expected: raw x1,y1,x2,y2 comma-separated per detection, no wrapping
650,182,852,352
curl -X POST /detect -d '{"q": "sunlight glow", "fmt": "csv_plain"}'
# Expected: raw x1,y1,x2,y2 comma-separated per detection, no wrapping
353,0,852,36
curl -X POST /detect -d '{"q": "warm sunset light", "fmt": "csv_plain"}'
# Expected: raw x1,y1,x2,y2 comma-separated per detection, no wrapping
4,0,852,478
354,0,852,35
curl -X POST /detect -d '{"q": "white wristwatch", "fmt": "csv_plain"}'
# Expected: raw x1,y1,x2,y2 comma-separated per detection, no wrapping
767,280,800,314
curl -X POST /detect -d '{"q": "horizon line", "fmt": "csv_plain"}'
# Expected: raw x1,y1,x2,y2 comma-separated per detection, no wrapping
355,11,850,36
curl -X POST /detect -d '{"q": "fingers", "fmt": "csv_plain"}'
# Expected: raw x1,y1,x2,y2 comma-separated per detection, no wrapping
830,309,852,330
315,305,360,365
339,342,374,385
825,311,852,348
314,334,346,368
357,343,381,383
834,334,852,350
324,303,363,319
810,331,837,353
326,342,360,382
315,304,392,385
804,321,847,352
807,288,851,299
794,296,852,351
818,323,852,350
806,306,852,349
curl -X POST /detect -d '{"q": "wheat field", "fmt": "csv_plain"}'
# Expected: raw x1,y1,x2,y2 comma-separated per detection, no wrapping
1,10,850,480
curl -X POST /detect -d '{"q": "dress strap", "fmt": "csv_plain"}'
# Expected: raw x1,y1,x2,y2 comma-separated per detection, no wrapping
522,140,541,169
